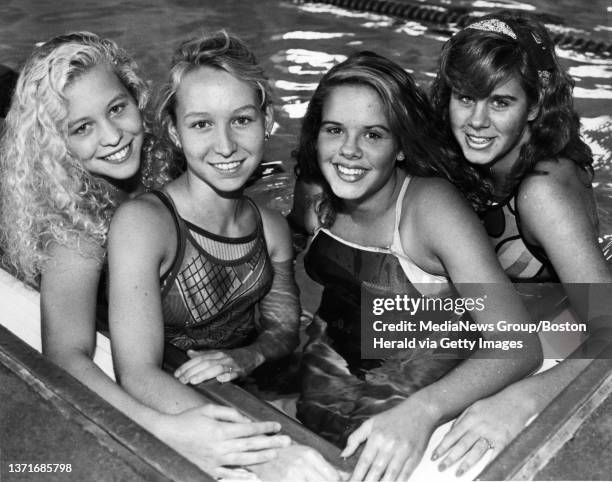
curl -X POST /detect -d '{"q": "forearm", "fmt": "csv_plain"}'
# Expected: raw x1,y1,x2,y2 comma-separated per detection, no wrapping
251,259,300,362
508,358,592,415
408,348,541,425
47,349,171,434
118,363,208,414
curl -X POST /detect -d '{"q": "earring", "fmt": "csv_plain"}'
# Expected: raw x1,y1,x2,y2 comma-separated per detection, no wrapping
396,152,405,162
264,132,271,141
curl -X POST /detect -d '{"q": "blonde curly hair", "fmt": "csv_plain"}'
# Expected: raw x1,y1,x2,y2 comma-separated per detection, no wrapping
0,32,150,285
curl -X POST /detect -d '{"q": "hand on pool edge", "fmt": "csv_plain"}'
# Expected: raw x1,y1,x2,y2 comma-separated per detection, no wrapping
341,401,438,481
431,384,536,477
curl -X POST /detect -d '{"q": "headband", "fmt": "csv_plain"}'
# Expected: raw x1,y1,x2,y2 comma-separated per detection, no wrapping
465,18,556,76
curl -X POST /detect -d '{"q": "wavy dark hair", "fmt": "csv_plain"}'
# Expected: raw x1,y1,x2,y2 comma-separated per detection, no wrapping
430,10,593,200
145,30,273,182
294,50,489,227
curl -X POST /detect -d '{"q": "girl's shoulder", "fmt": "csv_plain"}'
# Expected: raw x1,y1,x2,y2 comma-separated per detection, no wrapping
402,176,468,219
250,199,293,262
111,191,176,240
518,157,591,205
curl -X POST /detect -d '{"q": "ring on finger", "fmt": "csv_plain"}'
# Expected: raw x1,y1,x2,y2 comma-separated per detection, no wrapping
478,437,494,450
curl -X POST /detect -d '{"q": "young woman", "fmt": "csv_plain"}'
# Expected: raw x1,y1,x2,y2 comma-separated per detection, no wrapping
0,32,290,476
107,32,340,482
289,50,542,482
430,11,612,475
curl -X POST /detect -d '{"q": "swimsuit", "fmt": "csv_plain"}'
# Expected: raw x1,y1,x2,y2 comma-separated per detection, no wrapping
481,194,556,282
297,176,476,446
151,190,273,351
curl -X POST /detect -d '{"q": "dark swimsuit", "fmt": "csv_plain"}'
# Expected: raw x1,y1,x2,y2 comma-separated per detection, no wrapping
296,177,477,446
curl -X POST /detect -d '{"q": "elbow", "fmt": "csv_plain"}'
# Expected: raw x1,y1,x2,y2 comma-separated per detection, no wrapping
523,335,544,375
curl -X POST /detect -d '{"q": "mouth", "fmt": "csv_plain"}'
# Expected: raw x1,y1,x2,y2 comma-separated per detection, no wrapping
465,134,495,150
333,162,368,182
102,142,132,164
210,160,244,173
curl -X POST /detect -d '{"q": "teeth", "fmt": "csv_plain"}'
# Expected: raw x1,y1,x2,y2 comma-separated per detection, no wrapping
336,164,366,176
467,135,493,145
213,161,241,171
104,144,130,162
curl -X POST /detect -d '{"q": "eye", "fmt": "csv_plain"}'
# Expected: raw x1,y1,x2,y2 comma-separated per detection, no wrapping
324,126,343,135
72,123,92,136
365,131,383,141
491,98,510,109
191,120,211,129
452,90,473,105
233,115,253,126
109,102,126,116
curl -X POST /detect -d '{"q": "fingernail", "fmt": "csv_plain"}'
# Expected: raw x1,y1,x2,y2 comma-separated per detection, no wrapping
273,422,282,431
431,452,438,461
438,463,446,472
456,469,464,477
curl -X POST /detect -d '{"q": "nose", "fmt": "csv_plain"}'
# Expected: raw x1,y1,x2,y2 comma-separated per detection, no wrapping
214,125,237,157
99,119,122,147
467,101,490,129
339,133,361,159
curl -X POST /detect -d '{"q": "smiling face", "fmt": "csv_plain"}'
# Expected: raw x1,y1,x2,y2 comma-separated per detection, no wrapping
170,66,272,195
316,84,401,204
449,75,538,172
64,63,143,181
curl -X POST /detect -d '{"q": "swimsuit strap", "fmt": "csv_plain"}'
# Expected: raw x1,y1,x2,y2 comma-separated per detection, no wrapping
392,175,412,239
149,190,187,299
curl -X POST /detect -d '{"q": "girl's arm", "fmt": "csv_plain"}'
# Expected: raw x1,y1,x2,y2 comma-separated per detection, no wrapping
343,178,542,481
107,196,210,413
433,170,612,475
250,207,301,361
42,241,287,472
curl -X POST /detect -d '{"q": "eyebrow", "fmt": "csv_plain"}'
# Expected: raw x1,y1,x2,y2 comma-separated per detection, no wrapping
491,94,518,101
182,104,259,120
66,92,129,130
320,120,391,132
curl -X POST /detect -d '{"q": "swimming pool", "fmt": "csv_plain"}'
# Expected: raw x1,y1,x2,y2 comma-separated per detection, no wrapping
1,0,610,230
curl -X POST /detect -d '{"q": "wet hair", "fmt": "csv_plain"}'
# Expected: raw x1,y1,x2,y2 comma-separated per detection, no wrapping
0,32,149,284
147,30,273,176
294,50,489,227
430,10,593,198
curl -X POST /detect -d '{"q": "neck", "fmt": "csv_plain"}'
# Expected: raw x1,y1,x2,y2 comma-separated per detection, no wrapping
486,125,532,196
105,172,143,204
171,172,244,232
342,168,404,222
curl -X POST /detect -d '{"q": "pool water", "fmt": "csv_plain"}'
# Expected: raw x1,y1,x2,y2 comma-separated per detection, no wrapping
1,0,610,232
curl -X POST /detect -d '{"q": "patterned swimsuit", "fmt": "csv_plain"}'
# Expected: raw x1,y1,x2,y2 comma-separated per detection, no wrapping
151,190,273,351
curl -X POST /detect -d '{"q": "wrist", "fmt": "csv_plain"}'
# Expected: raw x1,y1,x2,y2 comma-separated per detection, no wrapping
401,389,446,426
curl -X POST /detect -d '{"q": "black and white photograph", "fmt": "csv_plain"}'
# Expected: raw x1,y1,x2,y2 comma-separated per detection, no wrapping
1,1,611,481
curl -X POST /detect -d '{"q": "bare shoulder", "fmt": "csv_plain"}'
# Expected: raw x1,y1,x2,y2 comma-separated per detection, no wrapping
108,192,177,267
254,201,293,262
516,158,594,222
406,176,476,225
110,192,175,241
